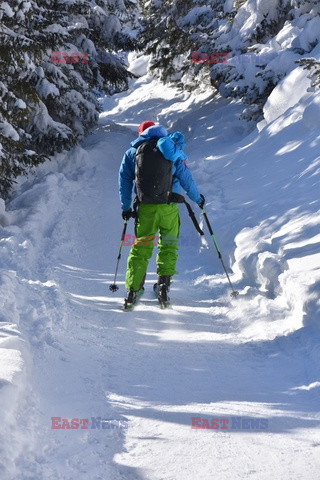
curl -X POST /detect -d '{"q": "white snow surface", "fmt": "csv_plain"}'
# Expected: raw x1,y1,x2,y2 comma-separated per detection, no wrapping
0,70,320,479
303,92,320,130
127,52,150,77
262,66,311,125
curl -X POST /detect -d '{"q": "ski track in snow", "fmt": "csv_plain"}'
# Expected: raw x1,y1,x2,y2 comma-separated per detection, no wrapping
1,75,320,479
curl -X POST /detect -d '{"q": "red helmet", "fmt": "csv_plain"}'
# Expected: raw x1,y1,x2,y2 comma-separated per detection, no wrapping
138,120,155,135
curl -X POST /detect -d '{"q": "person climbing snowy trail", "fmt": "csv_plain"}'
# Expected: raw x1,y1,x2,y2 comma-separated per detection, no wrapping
1,70,320,479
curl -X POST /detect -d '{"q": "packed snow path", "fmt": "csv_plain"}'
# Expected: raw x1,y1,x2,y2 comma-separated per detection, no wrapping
1,74,320,479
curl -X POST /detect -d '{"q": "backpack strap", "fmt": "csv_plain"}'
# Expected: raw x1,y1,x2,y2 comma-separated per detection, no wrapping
183,199,204,236
168,192,204,236
132,196,140,225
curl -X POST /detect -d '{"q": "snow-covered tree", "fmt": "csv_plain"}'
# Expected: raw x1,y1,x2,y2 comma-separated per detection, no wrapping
0,1,46,195
298,58,320,89
138,0,227,89
0,0,137,196
138,0,320,120
211,0,320,119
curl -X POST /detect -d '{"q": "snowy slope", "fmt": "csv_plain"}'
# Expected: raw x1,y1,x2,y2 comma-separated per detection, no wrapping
0,63,320,479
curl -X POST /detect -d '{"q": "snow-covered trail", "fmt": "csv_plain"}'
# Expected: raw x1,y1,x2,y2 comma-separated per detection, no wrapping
1,73,320,479
22,125,319,480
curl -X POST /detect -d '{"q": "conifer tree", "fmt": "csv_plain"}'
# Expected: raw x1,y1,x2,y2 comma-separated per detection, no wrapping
0,0,137,196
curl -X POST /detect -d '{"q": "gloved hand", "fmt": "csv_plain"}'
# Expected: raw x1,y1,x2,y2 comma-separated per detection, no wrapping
122,209,132,221
198,194,205,209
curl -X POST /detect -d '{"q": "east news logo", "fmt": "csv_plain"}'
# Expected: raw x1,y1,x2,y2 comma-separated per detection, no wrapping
191,417,269,430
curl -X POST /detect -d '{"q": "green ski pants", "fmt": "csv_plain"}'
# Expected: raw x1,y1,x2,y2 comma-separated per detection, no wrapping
125,203,180,291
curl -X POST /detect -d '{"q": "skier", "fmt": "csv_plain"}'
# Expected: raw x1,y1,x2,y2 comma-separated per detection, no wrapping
119,121,205,309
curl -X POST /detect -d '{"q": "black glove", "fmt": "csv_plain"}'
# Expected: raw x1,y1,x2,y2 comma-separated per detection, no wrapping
122,209,132,221
198,194,205,209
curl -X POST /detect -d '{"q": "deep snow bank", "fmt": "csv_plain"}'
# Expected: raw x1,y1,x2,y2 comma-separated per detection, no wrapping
0,148,90,478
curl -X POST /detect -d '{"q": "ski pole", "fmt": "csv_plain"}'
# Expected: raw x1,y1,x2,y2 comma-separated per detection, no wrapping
201,209,239,298
109,220,128,292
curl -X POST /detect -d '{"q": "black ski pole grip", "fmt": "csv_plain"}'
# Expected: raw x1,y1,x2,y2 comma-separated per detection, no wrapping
121,220,127,239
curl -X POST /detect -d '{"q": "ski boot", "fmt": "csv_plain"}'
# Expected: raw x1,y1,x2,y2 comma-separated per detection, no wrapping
123,287,144,311
153,275,171,309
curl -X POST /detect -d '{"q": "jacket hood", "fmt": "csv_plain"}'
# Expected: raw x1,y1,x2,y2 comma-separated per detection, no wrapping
131,125,168,148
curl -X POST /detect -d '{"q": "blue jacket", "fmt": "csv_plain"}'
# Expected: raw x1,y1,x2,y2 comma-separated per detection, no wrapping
118,125,202,211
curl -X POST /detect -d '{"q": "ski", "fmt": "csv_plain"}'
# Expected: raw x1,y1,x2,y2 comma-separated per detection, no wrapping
122,296,171,311
121,285,172,311
121,288,144,312
121,301,135,312
158,299,171,309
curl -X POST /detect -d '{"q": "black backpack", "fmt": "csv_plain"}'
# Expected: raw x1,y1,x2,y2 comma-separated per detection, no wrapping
135,137,172,204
